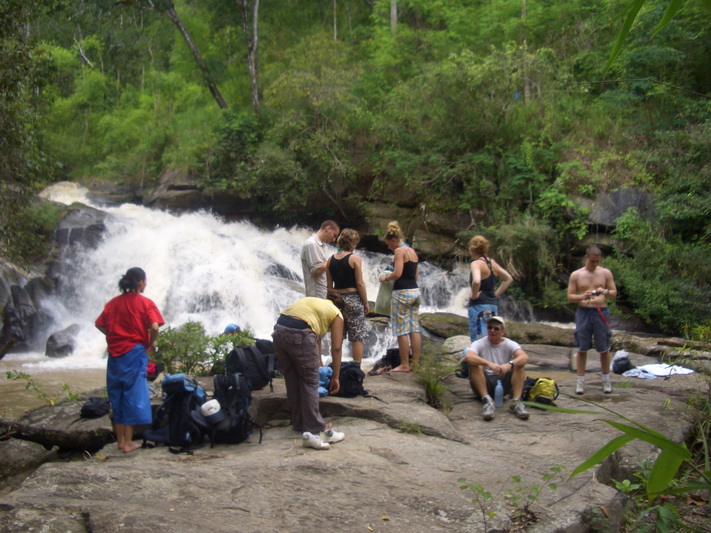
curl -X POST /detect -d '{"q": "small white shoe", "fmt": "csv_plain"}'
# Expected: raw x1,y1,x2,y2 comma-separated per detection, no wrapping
302,432,330,450
481,397,495,421
575,378,585,395
602,375,613,394
323,428,345,444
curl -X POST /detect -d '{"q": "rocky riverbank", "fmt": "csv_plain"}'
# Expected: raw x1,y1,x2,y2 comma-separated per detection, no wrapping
1,337,708,532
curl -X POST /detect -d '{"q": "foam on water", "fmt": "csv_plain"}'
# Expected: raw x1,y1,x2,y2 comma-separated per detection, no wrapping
13,182,479,371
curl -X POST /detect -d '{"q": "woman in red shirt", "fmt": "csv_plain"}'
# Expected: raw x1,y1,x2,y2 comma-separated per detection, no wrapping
96,267,164,453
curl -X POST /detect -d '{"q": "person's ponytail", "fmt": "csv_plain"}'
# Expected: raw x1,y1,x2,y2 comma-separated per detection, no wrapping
118,267,146,294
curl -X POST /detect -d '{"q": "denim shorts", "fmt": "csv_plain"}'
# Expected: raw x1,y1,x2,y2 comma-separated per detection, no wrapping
574,307,612,353
467,304,498,341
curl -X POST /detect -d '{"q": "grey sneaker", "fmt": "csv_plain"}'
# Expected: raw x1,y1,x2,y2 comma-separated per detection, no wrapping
509,401,530,420
302,432,330,450
323,428,345,444
482,397,495,421
602,375,613,394
575,378,585,395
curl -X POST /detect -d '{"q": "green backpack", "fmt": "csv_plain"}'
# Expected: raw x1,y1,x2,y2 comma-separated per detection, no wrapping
523,377,559,406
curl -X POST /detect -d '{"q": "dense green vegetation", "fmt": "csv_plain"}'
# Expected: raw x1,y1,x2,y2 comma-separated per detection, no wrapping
0,1,61,265
1,0,709,334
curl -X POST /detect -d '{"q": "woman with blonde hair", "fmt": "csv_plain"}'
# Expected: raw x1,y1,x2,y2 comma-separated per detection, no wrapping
378,221,421,372
467,235,513,340
326,228,369,362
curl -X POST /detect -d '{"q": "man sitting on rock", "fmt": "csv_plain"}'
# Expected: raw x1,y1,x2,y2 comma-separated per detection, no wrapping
463,316,530,421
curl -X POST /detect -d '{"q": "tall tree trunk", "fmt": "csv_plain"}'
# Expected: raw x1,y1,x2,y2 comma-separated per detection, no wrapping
162,5,229,110
521,0,529,105
333,0,337,41
390,1,397,35
121,1,229,110
236,0,261,118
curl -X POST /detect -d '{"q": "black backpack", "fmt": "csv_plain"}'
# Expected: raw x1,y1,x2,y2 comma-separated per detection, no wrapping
225,345,278,391
142,374,207,455
80,396,110,419
255,338,281,377
204,373,262,446
332,361,367,398
612,355,635,374
455,359,470,379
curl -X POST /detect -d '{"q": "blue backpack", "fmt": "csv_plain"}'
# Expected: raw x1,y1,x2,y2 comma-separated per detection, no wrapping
142,373,207,455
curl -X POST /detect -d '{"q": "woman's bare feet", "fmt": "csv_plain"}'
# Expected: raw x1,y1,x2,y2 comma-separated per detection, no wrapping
389,365,411,373
123,441,141,453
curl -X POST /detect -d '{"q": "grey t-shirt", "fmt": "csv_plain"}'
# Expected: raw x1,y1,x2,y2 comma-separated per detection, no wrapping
469,337,522,375
300,233,328,298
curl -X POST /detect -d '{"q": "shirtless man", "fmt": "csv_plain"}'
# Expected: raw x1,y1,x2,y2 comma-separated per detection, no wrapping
567,246,617,394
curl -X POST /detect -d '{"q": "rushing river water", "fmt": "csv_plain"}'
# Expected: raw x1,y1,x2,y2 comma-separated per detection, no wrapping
4,182,505,418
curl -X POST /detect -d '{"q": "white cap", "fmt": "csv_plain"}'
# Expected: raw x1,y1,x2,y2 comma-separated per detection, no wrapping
200,399,224,424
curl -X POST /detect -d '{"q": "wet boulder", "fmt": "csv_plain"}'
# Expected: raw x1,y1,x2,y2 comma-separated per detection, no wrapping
53,206,108,249
45,324,81,358
0,286,37,354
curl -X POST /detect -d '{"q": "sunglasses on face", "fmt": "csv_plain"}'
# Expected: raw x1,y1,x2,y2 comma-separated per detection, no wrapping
487,325,502,331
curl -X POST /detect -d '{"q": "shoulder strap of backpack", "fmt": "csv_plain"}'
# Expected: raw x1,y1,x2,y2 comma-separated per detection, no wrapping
246,344,273,391
361,390,387,403
266,355,277,391
233,347,249,371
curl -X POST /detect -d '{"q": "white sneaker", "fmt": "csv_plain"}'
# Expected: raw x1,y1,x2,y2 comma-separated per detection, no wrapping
481,397,495,421
575,378,585,395
602,375,613,394
302,432,330,450
323,428,345,444
509,401,530,420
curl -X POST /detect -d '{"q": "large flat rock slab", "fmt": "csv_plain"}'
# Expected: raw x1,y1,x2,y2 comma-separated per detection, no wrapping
0,350,707,533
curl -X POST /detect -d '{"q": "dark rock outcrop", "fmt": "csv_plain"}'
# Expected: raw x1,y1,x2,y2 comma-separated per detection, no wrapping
0,286,37,354
53,206,108,249
143,168,257,218
45,324,82,358
574,185,654,229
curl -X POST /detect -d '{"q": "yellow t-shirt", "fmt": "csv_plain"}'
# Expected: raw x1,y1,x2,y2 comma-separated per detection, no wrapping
282,297,342,338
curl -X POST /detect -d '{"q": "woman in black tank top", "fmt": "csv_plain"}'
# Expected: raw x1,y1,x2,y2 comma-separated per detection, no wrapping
378,221,421,372
467,235,513,340
326,229,369,362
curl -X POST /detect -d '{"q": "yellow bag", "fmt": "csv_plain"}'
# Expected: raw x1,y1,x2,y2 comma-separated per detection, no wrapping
523,377,559,405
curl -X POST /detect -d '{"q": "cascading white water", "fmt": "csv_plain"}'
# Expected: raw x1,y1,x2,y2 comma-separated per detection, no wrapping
18,182,475,371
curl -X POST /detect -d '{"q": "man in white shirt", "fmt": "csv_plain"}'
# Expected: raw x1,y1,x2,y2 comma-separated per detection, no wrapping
464,315,530,421
300,220,339,298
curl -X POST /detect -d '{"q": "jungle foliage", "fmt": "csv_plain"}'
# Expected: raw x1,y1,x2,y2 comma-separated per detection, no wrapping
1,0,709,334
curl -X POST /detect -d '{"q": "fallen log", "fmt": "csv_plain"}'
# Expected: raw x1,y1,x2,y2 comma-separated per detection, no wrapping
0,419,115,453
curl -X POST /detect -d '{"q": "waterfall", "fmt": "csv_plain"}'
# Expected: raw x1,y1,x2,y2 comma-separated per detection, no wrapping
21,182,476,370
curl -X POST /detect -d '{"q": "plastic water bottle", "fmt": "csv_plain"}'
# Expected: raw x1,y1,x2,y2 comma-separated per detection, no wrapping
494,380,504,407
